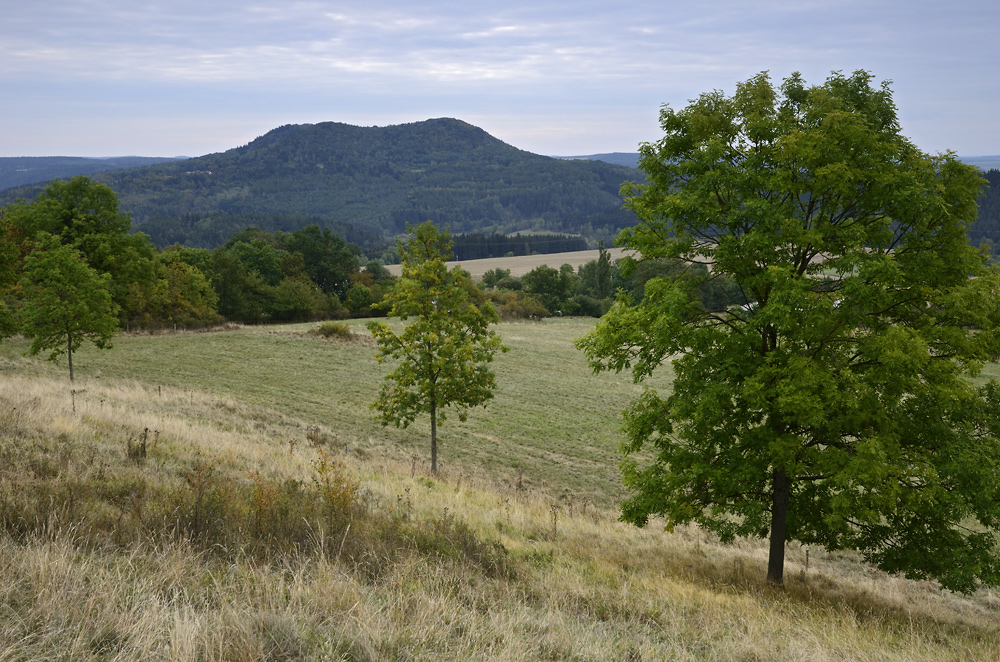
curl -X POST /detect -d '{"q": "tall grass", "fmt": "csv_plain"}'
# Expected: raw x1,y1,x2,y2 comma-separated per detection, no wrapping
0,322,997,660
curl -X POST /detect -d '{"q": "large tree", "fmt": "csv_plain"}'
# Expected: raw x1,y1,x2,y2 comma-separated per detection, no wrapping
20,234,120,381
5,176,158,326
369,221,507,475
576,71,1000,592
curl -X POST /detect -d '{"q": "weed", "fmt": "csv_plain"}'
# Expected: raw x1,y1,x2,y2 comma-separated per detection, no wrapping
126,427,148,463
313,449,359,534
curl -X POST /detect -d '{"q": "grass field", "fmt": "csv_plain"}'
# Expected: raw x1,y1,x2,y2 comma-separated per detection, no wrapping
0,318,998,660
0,318,665,506
384,247,632,279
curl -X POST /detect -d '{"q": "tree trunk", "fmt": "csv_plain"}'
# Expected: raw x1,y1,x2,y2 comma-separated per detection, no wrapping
430,398,438,476
67,333,74,382
767,468,791,586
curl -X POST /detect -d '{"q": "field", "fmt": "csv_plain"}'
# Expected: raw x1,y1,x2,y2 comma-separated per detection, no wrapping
385,247,632,279
0,318,998,660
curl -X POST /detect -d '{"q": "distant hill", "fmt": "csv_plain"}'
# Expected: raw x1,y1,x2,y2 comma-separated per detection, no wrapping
556,152,641,169
960,156,1000,171
564,153,1000,172
4,135,996,253
0,156,184,191
1,119,641,250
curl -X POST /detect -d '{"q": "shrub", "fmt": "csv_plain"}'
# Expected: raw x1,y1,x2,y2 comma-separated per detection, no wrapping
488,291,550,320
312,321,355,340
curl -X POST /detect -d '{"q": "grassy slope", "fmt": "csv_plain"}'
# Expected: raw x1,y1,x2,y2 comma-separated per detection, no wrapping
1,318,665,507
0,319,998,660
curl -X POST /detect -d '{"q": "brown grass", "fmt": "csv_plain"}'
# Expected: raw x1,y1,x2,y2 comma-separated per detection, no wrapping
0,368,997,660
385,247,632,279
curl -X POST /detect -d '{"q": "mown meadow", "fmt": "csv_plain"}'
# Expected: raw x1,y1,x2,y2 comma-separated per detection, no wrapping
0,317,997,660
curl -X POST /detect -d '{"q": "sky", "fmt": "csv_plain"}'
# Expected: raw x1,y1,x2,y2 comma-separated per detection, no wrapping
2,1,999,159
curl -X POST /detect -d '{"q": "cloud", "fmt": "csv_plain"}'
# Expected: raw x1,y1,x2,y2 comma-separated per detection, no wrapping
2,1,999,156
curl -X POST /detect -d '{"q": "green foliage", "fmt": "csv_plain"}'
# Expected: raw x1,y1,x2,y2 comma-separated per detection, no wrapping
3,177,225,331
967,168,1000,252
451,232,588,260
282,224,360,298
189,225,359,323
0,216,19,339
577,70,1000,592
152,253,221,328
521,264,577,314
4,176,158,324
577,242,613,299
369,221,508,474
19,234,120,380
479,268,512,290
485,291,549,320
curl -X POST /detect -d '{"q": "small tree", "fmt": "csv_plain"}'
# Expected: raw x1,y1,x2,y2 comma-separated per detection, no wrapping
369,221,507,475
20,234,119,381
577,71,1000,592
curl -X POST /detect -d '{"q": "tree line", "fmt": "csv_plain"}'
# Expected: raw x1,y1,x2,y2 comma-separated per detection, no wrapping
476,244,747,321
967,168,1000,250
0,177,403,377
450,232,588,261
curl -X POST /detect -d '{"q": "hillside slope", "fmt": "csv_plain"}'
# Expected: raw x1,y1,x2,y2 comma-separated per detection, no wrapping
0,320,997,660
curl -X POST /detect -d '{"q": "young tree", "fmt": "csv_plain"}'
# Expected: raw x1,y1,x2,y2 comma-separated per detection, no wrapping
369,221,507,475
20,234,120,381
576,71,1000,592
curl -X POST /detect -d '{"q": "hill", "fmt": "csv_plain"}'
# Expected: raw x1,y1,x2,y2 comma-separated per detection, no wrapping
0,155,184,191
0,319,997,659
556,152,641,168
1,119,642,250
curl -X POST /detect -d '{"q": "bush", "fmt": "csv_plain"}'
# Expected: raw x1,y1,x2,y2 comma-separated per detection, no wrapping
488,291,549,320
312,321,355,340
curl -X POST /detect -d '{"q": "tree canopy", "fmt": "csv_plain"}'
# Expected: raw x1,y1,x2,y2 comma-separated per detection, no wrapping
577,70,1000,592
20,234,120,381
369,221,507,475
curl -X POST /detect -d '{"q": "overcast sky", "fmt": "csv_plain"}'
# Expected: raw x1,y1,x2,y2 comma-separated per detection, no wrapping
3,1,998,158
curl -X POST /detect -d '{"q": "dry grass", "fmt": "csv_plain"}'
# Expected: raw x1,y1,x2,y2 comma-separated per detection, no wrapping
0,368,998,660
385,247,633,279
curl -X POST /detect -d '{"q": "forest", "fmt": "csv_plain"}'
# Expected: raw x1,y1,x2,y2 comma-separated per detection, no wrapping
967,168,1000,249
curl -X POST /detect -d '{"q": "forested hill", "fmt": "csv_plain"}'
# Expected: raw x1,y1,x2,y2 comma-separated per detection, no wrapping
968,168,1000,250
0,156,183,191
1,119,641,250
